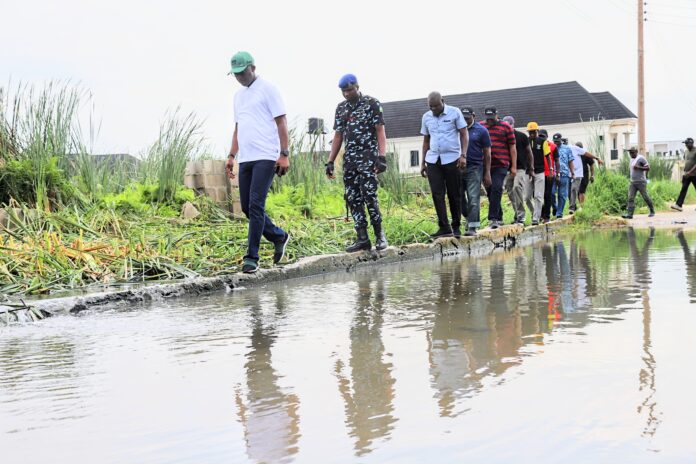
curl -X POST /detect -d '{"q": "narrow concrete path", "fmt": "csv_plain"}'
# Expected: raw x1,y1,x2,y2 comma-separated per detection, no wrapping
623,204,696,229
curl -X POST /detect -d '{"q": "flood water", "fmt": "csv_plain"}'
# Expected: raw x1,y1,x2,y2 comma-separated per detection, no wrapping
2,229,696,463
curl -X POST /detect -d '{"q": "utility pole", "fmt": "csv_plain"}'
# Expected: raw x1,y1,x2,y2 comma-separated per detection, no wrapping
638,0,646,154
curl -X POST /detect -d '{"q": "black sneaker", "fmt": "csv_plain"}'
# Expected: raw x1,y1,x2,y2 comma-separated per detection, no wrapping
242,258,259,274
452,227,462,238
648,212,655,217
531,220,539,226
430,228,453,239
489,221,499,230
621,214,633,219
273,233,290,265
464,228,477,237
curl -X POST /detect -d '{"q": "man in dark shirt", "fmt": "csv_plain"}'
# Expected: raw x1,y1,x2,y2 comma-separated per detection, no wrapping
325,73,388,252
460,106,492,236
527,122,548,225
576,141,603,206
481,107,517,229
671,137,696,211
503,116,533,224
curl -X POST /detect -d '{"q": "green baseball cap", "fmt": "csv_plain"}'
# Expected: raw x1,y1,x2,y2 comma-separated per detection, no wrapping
228,51,254,74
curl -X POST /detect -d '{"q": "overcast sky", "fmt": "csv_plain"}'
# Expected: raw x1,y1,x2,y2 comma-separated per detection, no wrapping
2,0,694,155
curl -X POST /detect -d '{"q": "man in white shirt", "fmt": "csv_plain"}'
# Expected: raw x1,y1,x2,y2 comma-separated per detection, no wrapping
225,51,290,274
568,142,601,213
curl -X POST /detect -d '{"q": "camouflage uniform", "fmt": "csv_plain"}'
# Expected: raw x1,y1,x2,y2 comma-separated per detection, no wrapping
334,94,384,230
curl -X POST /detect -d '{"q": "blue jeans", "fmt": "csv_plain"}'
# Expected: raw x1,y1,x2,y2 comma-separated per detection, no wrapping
461,164,483,228
487,167,508,222
238,160,286,261
556,176,570,218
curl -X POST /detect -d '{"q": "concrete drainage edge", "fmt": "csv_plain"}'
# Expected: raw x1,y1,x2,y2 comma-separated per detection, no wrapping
1,218,572,322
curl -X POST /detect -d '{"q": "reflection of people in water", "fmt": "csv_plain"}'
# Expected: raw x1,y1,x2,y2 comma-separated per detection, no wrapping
676,230,696,303
334,277,396,457
627,227,654,287
235,292,300,464
427,258,527,418
428,264,479,417
626,227,661,440
489,258,522,361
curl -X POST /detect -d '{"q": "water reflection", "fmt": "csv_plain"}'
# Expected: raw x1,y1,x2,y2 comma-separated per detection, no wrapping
4,229,696,462
628,228,662,440
0,337,85,433
234,292,300,463
676,230,696,303
334,278,396,456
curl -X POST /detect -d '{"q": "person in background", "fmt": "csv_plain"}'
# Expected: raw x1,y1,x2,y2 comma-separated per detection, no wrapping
420,92,469,238
460,107,492,236
325,74,388,252
225,51,291,274
526,122,548,225
539,129,559,222
502,116,533,225
481,107,517,229
568,142,602,213
622,147,655,219
552,133,575,218
575,141,604,207
671,137,696,212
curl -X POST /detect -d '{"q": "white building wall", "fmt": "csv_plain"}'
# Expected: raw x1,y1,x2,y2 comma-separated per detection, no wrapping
646,140,685,159
388,118,637,172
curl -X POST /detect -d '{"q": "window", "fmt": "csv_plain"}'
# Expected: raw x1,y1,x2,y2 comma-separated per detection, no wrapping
612,136,617,150
610,149,619,160
410,150,420,167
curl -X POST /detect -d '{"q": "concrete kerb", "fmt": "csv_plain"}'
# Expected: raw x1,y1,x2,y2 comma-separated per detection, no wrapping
1,217,573,322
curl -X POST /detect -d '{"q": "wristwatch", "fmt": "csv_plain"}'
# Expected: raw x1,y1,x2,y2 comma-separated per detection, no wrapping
280,149,290,157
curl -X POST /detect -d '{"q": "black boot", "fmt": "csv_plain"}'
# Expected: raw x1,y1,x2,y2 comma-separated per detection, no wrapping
374,223,388,251
346,227,371,253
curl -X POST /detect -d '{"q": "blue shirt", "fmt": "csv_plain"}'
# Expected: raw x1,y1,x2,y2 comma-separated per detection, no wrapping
420,104,466,164
558,144,574,177
465,122,491,167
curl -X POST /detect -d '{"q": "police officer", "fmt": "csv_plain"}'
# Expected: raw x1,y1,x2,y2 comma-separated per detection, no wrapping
325,74,388,252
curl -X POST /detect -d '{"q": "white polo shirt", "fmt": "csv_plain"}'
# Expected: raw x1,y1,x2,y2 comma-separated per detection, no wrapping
233,77,286,163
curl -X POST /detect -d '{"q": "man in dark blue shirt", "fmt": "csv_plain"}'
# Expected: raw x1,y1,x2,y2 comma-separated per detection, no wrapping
460,107,492,236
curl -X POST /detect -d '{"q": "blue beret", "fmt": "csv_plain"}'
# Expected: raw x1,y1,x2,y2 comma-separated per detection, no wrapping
338,73,358,89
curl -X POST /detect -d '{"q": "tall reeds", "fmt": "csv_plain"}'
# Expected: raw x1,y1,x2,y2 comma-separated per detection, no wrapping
0,82,82,209
139,109,205,203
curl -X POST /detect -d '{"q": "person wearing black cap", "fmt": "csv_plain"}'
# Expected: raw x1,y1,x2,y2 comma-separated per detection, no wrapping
420,92,469,238
325,73,388,252
622,147,655,219
460,106,492,236
480,106,517,229
671,137,696,212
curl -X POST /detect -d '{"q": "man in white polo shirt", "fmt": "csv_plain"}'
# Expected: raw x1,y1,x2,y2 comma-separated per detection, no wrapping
225,51,290,274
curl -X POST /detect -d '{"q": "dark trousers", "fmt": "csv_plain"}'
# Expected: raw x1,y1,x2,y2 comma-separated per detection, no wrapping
676,176,696,206
427,159,461,230
542,176,555,220
486,166,508,222
461,164,483,228
238,160,286,261
627,181,655,214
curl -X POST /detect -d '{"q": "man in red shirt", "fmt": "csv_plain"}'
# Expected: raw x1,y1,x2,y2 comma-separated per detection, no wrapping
481,106,517,229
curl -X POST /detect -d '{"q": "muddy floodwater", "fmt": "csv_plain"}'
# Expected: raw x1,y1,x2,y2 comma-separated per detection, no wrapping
2,229,696,463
